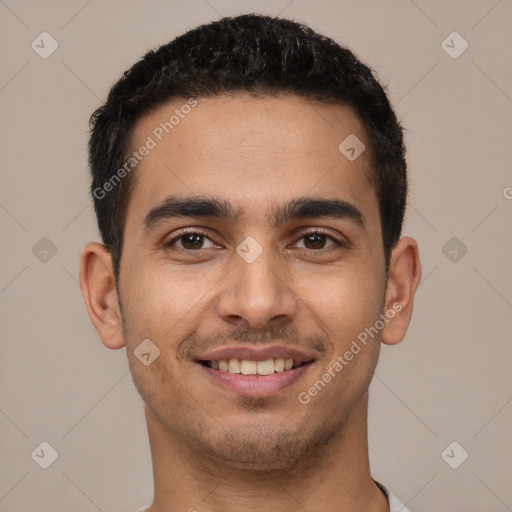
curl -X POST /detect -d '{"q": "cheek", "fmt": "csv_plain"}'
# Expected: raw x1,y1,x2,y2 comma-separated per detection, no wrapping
121,262,211,340
297,265,385,401
120,265,198,411
127,348,189,431
299,263,384,338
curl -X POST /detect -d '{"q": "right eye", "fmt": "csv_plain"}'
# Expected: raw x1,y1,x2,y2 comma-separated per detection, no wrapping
164,230,218,251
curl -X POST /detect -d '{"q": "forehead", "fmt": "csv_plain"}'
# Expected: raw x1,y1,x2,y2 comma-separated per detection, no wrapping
124,94,379,233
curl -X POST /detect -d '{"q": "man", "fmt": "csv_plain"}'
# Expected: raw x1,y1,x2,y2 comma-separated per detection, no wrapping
80,14,421,512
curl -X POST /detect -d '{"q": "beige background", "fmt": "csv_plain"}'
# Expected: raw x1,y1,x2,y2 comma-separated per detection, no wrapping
1,0,511,511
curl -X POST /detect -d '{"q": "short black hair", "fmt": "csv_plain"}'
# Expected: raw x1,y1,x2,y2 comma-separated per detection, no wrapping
88,13,407,279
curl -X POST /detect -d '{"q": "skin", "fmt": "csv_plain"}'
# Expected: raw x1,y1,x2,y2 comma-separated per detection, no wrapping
80,94,421,512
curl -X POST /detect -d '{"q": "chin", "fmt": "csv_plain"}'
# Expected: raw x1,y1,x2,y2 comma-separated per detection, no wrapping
191,419,341,475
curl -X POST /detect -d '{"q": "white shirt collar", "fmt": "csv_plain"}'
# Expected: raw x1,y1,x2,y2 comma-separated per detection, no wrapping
374,479,411,512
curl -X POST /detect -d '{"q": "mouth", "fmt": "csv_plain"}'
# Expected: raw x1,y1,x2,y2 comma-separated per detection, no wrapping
198,357,311,374
194,347,316,397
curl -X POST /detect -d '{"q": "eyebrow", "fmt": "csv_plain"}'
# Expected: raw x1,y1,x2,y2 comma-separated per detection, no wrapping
143,195,365,233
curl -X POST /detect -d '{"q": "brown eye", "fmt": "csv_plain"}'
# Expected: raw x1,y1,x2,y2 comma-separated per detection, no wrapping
304,233,327,249
165,231,216,250
296,232,340,250
180,233,205,249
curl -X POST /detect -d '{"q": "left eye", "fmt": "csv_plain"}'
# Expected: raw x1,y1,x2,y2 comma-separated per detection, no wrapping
294,232,339,250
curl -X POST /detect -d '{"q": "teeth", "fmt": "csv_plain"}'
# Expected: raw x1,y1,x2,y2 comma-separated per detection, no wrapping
228,359,241,374
274,358,285,372
257,359,275,376
210,357,302,375
241,360,257,375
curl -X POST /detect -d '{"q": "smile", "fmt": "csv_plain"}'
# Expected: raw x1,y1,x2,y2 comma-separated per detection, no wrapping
195,354,315,397
199,357,309,375
194,345,317,397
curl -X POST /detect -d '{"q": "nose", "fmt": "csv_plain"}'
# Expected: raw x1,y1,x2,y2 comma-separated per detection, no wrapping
214,247,299,330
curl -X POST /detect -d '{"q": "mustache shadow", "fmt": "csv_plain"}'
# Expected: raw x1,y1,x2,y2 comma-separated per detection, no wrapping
177,323,327,361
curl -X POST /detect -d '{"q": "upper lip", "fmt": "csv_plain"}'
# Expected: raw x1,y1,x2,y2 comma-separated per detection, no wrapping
194,345,317,364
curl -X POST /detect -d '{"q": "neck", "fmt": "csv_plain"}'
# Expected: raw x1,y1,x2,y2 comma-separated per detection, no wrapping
143,391,389,512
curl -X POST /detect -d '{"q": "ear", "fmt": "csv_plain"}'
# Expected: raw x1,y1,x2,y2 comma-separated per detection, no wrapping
79,242,125,349
381,236,422,345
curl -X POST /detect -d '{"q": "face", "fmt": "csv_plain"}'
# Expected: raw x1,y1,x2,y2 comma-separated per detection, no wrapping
115,94,390,470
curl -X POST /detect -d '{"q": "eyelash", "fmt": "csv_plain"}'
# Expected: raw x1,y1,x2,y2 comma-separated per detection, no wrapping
164,228,345,252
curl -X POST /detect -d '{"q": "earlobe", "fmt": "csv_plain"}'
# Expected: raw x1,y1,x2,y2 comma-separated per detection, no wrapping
381,236,422,346
79,242,125,349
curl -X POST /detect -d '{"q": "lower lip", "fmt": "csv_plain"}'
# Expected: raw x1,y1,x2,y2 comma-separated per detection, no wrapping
197,362,314,397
